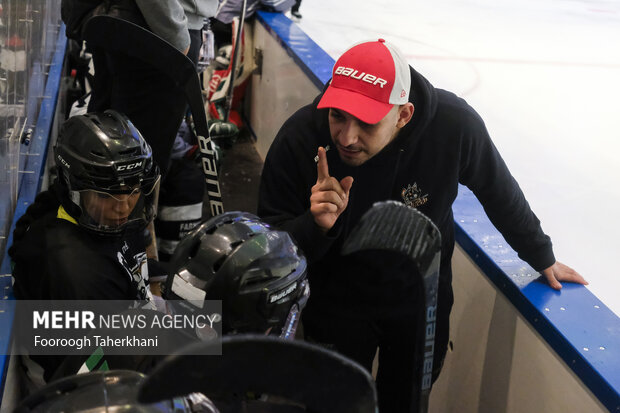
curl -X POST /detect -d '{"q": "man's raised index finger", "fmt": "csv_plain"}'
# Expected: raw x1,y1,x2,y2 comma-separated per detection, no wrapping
316,146,330,181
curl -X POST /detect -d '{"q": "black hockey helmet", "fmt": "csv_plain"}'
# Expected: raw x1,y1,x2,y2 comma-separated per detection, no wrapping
14,370,219,412
54,110,160,236
163,211,309,339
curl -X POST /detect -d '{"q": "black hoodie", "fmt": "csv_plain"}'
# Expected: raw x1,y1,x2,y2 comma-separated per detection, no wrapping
258,66,554,330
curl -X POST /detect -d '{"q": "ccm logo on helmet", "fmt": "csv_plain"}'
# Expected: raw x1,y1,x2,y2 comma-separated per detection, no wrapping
57,154,71,169
334,66,388,88
116,161,143,171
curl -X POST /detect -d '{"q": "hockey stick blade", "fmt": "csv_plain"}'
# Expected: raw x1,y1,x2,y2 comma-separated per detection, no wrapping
83,16,224,217
138,334,378,413
342,200,441,413
341,200,440,276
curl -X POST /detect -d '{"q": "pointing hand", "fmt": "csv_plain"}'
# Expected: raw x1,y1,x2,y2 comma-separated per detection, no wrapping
310,147,354,233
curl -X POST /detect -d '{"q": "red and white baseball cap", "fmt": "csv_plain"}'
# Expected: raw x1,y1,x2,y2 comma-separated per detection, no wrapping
317,39,411,124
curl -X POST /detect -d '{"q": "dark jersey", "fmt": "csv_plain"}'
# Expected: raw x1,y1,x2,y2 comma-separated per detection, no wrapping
9,186,151,384
11,205,150,302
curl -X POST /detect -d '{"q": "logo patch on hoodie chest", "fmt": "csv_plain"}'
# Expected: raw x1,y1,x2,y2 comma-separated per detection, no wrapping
401,183,428,208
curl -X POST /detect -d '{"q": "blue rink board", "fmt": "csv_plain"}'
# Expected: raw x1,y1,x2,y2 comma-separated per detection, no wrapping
0,24,66,403
255,10,620,411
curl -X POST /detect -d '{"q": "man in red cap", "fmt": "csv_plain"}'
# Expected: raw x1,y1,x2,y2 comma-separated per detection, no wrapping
258,39,586,412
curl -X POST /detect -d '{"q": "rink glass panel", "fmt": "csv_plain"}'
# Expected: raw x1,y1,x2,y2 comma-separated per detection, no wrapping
0,0,61,259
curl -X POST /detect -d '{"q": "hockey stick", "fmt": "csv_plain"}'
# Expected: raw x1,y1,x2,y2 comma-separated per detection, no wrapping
83,16,224,217
341,200,441,413
223,0,248,122
138,334,378,413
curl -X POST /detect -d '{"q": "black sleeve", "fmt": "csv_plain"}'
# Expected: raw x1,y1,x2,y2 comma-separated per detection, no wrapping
10,190,59,248
458,106,555,271
257,111,338,263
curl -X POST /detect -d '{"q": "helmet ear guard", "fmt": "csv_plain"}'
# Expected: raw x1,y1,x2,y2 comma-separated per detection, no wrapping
163,212,309,338
53,110,160,236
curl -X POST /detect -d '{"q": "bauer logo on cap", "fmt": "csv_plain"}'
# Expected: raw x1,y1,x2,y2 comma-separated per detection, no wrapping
318,39,411,124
